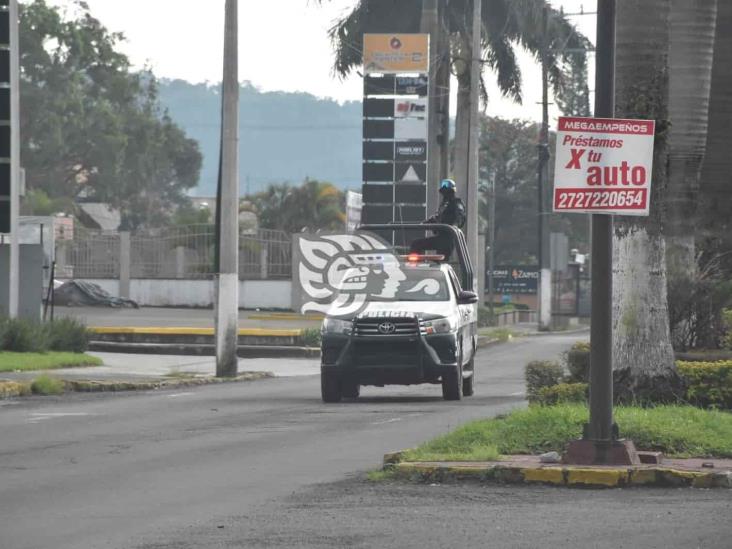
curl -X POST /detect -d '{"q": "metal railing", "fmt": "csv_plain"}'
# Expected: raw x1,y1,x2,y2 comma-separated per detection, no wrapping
56,225,292,280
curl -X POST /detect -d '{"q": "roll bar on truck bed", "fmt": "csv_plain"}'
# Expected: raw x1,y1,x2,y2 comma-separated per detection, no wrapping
356,223,475,293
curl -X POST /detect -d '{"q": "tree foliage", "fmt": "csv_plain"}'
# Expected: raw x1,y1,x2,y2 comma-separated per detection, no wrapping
319,0,591,107
478,115,589,265
19,0,202,228
247,179,346,234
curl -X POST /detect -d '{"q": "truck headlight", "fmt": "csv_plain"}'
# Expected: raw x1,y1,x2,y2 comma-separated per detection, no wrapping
421,317,456,335
322,317,353,335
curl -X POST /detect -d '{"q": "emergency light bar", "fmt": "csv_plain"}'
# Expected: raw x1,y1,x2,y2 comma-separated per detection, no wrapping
401,254,445,263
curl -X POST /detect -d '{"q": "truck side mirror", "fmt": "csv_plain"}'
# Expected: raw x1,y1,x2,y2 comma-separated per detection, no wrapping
457,290,479,305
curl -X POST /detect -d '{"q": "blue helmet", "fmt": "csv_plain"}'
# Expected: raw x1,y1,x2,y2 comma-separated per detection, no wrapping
440,179,457,193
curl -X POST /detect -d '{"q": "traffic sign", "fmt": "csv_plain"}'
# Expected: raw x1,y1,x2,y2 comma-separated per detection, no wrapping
553,116,655,216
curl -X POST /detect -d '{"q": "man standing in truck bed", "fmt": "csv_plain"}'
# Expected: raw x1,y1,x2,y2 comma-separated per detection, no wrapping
409,179,466,260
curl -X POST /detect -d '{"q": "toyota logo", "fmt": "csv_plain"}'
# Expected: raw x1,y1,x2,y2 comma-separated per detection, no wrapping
378,322,396,334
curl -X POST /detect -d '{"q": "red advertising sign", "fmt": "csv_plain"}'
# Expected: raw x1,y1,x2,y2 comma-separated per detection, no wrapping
553,116,655,216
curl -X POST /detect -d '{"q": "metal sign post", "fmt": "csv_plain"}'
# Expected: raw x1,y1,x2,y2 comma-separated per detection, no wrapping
562,0,640,465
0,2,18,313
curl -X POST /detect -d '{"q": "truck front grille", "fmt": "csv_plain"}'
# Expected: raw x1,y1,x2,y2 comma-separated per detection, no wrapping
354,317,419,337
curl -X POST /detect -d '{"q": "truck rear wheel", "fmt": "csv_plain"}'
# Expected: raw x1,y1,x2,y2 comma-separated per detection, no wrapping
321,372,342,403
462,362,475,397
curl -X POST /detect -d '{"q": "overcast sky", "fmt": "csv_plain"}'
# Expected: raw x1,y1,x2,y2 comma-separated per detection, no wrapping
45,0,597,124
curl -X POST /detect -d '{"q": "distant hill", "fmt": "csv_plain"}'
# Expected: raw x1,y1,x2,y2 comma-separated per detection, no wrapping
157,79,362,196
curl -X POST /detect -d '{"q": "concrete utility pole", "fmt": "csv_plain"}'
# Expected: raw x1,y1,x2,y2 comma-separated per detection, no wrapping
421,0,441,216
487,172,496,317
465,0,482,288
215,0,240,377
537,6,552,330
8,0,20,318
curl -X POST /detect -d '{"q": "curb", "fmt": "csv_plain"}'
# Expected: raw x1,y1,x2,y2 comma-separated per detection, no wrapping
0,372,274,399
476,336,501,350
247,313,324,322
526,327,590,337
380,454,732,489
89,327,302,337
88,341,321,358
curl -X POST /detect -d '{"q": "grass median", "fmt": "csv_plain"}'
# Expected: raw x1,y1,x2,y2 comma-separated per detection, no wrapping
0,352,102,372
403,404,732,462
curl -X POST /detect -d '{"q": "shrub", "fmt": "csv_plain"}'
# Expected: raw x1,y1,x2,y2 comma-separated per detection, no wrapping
0,318,48,353
677,360,732,409
536,382,588,405
525,360,564,401
46,317,89,353
300,327,321,347
723,309,732,350
478,306,493,328
667,259,732,351
31,374,65,395
565,341,590,382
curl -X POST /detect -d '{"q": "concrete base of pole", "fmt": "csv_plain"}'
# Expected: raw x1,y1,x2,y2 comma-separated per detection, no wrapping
538,267,552,329
563,438,641,466
215,273,239,377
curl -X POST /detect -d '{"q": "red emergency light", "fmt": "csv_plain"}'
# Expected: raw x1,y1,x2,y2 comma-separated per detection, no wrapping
402,253,445,263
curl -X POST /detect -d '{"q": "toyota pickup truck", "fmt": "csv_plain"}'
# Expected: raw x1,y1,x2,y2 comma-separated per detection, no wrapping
320,254,478,402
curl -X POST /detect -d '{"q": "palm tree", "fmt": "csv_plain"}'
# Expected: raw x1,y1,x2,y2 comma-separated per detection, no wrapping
612,0,681,402
699,0,732,266
665,0,718,277
248,180,345,233
317,0,590,175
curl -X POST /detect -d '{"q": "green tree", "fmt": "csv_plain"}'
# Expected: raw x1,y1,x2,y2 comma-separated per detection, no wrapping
554,54,591,117
248,179,345,234
477,115,589,265
19,189,74,216
19,0,202,228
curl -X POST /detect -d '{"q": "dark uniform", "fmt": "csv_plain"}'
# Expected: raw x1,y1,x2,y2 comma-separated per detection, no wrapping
410,191,466,259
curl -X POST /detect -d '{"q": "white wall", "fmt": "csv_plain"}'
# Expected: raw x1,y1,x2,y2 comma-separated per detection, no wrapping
59,279,292,309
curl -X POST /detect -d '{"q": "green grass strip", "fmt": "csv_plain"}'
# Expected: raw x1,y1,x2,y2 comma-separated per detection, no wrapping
0,352,102,372
403,404,732,461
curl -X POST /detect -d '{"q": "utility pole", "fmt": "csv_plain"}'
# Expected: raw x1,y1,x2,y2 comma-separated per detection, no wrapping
215,0,240,377
465,0,482,287
537,5,552,330
7,0,19,318
487,172,496,319
421,0,440,216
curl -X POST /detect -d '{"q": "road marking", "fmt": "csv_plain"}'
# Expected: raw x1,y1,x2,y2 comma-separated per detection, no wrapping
28,412,92,424
509,391,525,397
167,392,195,398
372,417,402,425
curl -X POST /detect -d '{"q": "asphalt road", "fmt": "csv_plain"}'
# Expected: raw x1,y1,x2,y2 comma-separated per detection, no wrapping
2,334,729,549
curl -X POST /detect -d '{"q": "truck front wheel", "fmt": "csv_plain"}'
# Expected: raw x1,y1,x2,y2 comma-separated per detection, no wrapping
321,372,342,403
442,362,463,401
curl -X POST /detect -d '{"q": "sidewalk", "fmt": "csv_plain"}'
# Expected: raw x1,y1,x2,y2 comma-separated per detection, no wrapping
0,352,320,398
55,306,323,330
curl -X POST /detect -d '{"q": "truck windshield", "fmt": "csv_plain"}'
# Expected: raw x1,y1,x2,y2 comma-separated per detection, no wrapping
338,264,450,302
